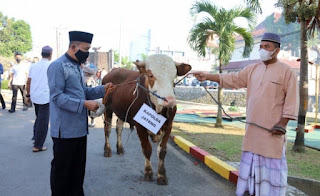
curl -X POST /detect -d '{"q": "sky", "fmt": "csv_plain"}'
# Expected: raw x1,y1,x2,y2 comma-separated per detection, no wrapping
1,0,281,58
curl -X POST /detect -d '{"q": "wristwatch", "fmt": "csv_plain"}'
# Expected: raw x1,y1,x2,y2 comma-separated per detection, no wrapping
26,94,30,98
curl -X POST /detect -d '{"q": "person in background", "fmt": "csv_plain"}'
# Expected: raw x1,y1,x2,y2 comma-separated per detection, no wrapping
94,69,102,85
47,31,114,195
82,60,97,127
26,57,40,108
25,46,53,152
4,62,14,81
0,62,5,109
32,57,39,63
101,68,107,80
8,52,29,113
194,33,298,196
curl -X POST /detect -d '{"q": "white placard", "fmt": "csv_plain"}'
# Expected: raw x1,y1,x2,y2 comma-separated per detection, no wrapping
133,103,167,134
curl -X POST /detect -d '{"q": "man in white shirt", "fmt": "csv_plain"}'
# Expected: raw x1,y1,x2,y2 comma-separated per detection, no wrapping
101,68,107,81
8,52,28,113
25,46,52,152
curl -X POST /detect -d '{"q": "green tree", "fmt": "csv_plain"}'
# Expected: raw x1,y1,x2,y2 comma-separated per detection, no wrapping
278,0,318,153
113,50,134,69
188,1,255,127
0,12,32,57
114,50,120,64
121,56,134,69
245,0,320,152
262,13,300,56
141,53,148,61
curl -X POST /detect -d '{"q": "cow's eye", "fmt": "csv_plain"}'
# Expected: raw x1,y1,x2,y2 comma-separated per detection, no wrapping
149,74,154,78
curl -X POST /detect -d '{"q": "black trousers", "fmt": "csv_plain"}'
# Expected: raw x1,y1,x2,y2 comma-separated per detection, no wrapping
33,103,49,148
11,85,26,110
0,93,4,108
0,83,5,108
50,136,87,196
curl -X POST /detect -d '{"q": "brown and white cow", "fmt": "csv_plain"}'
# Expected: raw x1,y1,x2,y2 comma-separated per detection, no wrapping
102,54,191,185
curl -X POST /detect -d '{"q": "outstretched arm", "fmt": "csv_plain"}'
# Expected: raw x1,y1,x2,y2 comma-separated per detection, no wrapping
193,72,221,83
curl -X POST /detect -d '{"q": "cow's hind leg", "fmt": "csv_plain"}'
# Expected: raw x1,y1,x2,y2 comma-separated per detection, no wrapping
136,125,153,181
116,118,124,155
104,107,113,157
157,130,168,185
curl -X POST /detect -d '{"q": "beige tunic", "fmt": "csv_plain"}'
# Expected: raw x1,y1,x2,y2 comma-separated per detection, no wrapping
220,61,298,159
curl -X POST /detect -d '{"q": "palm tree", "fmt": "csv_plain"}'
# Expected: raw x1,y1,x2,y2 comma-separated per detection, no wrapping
245,0,320,152
188,1,255,127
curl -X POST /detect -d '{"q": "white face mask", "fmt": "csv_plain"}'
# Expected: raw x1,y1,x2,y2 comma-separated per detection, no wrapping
259,48,277,61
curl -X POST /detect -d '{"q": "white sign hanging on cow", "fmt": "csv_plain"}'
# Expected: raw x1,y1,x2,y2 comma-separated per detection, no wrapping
133,103,167,134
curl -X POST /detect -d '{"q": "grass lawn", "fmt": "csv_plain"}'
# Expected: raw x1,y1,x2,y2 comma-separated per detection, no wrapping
171,122,320,181
1,80,9,89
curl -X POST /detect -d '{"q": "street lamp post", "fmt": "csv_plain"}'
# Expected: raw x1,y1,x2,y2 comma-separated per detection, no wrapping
315,63,319,125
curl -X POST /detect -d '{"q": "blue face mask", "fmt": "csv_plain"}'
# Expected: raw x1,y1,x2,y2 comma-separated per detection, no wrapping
75,46,89,64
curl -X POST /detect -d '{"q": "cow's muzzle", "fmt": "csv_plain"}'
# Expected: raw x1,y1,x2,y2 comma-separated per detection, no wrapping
162,96,176,107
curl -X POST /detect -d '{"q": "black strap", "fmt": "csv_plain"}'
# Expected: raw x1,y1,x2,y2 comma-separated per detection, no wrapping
273,126,287,134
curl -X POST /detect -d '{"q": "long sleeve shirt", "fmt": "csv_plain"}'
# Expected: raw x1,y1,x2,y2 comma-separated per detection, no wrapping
47,53,105,138
0,63,3,75
0,63,3,84
220,60,298,159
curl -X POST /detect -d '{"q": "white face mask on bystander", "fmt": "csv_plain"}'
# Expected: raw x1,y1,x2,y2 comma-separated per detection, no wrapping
259,48,277,61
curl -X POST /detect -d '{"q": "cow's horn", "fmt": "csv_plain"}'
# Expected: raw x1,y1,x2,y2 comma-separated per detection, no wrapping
174,62,181,66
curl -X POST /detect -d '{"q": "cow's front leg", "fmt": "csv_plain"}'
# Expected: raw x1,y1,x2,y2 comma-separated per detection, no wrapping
116,118,124,155
136,125,153,181
104,112,113,157
157,130,168,185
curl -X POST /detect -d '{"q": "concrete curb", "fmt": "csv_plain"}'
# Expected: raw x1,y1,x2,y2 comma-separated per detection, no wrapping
288,176,320,196
171,135,320,195
171,135,239,184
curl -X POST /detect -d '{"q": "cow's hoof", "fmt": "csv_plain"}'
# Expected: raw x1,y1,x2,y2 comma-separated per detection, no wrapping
104,151,112,157
117,146,124,155
144,174,153,181
157,176,168,185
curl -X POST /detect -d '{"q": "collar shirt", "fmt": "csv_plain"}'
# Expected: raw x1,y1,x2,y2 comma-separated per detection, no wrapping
10,62,28,85
47,53,105,138
220,61,298,159
28,59,51,104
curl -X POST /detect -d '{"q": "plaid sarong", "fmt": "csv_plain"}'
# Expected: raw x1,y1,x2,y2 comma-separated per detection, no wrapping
236,145,287,196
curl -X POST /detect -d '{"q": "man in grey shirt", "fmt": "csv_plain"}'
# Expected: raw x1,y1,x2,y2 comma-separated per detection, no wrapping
48,31,113,195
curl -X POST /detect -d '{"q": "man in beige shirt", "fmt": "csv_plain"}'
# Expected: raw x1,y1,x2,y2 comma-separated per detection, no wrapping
194,33,298,196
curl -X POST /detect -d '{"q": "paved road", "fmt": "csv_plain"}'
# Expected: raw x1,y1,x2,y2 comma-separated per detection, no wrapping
0,92,236,196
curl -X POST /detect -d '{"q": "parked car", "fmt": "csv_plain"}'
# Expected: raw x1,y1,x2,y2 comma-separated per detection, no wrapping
191,79,219,89
191,78,201,86
210,82,219,89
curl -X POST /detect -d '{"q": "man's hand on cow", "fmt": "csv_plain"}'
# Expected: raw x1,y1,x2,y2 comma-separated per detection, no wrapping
104,82,115,92
84,100,99,112
192,71,207,82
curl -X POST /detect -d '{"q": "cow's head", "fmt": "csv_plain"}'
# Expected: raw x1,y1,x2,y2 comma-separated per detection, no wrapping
134,54,191,113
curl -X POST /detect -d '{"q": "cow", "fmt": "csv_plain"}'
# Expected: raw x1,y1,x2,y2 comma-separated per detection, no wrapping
101,54,191,185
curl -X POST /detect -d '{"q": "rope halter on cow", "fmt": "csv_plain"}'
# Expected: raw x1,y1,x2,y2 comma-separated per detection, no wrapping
102,77,168,105
135,77,168,102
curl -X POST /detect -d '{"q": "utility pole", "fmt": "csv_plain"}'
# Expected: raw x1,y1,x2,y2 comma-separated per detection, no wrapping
118,20,122,67
56,27,59,59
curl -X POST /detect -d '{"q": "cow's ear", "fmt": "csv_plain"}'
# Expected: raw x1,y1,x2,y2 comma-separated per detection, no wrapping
134,60,146,74
175,63,192,76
